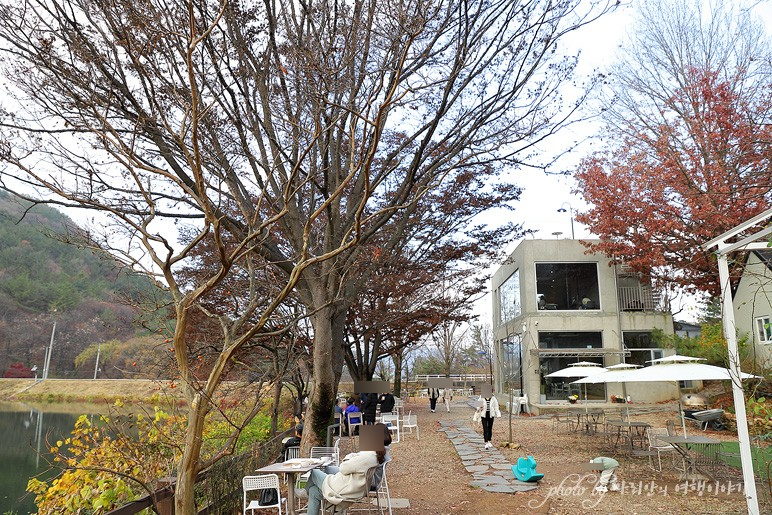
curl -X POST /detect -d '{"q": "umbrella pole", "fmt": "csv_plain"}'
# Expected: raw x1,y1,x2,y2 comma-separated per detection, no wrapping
623,383,630,423
678,382,687,437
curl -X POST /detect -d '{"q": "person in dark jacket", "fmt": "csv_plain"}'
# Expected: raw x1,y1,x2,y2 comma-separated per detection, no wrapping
378,392,395,414
361,393,379,425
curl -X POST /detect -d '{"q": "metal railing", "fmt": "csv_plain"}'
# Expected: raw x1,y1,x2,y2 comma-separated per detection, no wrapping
105,428,293,515
617,286,657,311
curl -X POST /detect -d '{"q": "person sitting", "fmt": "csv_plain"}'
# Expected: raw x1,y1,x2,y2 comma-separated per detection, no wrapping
378,391,395,414
280,423,303,461
304,424,390,515
344,397,361,436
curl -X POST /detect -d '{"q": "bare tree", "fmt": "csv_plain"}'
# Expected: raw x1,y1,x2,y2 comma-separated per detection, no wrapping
0,0,615,510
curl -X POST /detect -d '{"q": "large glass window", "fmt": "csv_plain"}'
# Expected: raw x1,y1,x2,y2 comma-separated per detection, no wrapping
624,332,663,368
537,332,605,401
538,332,602,349
536,263,600,310
498,270,521,324
756,316,771,344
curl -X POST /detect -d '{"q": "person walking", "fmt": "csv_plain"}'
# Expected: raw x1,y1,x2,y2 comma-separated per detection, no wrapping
474,391,501,449
428,387,440,412
441,388,453,413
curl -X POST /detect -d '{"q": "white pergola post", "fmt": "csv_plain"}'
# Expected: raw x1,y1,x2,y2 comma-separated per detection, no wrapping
703,206,772,515
716,250,758,515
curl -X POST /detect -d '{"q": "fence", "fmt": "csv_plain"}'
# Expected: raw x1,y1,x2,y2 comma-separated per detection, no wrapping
106,428,293,515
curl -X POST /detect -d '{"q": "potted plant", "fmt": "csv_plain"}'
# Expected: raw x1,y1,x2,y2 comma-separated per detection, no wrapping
568,394,579,404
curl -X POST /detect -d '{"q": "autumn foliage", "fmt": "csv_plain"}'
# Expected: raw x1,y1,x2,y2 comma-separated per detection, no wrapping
576,68,772,294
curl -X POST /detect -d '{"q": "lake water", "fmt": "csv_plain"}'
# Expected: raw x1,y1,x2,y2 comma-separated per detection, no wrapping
0,403,84,514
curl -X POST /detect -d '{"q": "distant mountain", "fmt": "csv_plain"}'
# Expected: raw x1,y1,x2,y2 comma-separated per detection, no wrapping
0,192,169,379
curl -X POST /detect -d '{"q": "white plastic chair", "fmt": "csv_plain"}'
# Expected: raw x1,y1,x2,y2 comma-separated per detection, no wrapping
516,392,530,414
346,411,363,450
381,414,400,443
401,412,419,441
243,474,285,515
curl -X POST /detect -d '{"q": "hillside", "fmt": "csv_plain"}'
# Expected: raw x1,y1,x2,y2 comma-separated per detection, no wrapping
0,192,169,379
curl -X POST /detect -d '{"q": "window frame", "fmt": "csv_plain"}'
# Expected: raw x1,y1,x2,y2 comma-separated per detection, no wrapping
756,316,771,344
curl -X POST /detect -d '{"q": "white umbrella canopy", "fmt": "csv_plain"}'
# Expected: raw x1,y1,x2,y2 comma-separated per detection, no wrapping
574,355,761,435
573,363,641,421
546,362,607,412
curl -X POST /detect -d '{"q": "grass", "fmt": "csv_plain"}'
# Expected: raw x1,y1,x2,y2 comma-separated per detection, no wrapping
703,442,772,480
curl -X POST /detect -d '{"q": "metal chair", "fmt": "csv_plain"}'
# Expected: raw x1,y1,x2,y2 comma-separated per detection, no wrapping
381,414,400,443
646,427,681,472
321,466,378,514
347,411,363,450
551,413,576,434
243,474,285,515
401,412,419,441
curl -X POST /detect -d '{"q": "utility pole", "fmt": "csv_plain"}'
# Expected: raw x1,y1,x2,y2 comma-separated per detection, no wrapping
93,341,101,379
42,319,56,380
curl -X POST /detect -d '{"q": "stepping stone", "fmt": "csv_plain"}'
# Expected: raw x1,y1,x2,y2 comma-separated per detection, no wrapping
494,470,515,477
462,461,477,467
458,453,483,460
465,465,489,473
490,463,513,470
470,475,510,485
482,484,536,493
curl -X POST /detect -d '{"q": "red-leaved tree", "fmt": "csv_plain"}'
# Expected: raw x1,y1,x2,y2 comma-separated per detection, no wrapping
576,68,772,295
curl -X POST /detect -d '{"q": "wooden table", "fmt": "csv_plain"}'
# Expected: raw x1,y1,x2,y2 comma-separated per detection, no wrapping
606,420,651,451
255,458,328,514
657,435,722,480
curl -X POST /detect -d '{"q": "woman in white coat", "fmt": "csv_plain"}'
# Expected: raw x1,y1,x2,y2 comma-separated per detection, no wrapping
474,391,501,449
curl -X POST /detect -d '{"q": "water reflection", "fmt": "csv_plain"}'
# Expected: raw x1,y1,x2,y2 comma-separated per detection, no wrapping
0,404,83,515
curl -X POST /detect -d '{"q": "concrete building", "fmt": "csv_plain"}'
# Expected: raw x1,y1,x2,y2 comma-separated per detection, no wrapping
491,239,678,413
732,249,772,367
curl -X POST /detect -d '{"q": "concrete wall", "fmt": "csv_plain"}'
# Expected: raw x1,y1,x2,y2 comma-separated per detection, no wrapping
492,239,678,409
733,251,772,367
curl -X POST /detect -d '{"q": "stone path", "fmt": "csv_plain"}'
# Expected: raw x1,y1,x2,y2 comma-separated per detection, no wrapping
437,402,539,494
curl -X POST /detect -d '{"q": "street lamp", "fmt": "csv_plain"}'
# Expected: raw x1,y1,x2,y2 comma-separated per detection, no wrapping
557,202,575,239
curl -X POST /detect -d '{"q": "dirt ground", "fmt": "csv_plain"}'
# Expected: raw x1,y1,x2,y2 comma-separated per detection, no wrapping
378,396,768,515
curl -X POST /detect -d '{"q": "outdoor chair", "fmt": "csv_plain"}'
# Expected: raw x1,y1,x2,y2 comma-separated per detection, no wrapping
514,392,529,415
551,413,575,434
646,427,682,472
321,466,378,514
243,474,285,515
381,414,400,443
401,412,419,441
281,446,300,484
346,412,363,450
311,446,340,466
347,460,392,515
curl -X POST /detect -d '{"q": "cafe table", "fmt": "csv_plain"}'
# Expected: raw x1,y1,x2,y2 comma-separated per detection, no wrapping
657,435,722,480
605,420,651,452
255,457,331,514
568,408,605,435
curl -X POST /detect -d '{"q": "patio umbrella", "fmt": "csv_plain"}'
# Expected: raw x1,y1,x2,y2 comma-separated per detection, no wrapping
574,355,760,436
573,363,642,422
545,361,606,413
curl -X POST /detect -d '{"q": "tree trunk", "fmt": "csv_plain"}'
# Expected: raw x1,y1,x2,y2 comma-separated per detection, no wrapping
392,351,403,397
270,379,282,436
175,394,205,514
301,304,346,454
